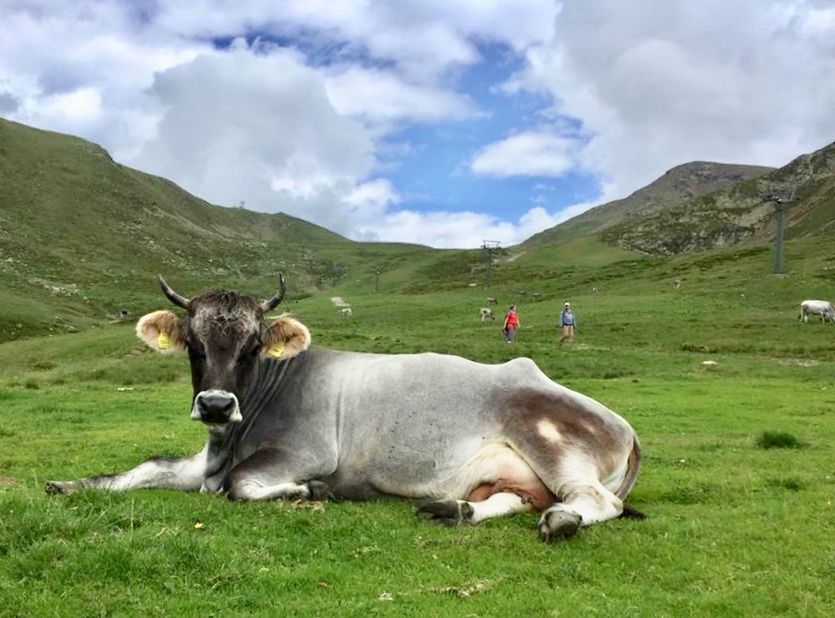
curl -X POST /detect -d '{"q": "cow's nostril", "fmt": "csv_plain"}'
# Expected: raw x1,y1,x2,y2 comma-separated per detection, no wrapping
197,393,235,417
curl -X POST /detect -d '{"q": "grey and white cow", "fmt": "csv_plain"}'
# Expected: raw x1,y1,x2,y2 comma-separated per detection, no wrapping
479,307,495,322
799,300,835,323
46,277,643,542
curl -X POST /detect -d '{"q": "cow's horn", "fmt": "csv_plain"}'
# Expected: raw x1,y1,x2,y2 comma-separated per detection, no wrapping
261,274,287,313
158,275,190,309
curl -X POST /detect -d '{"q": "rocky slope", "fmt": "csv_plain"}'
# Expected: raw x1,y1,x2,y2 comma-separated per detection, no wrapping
522,161,774,247
603,141,835,254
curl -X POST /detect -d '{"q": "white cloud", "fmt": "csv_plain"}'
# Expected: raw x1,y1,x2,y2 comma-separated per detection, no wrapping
470,129,578,177
330,177,575,248
345,201,599,248
5,1,835,249
506,0,835,201
31,87,102,125
0,2,205,158
0,1,560,249
338,179,537,249
133,44,376,235
152,0,557,80
343,179,402,216
323,65,478,128
352,209,515,247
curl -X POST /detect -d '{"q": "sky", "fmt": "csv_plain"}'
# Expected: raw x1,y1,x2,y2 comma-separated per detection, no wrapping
2,1,835,248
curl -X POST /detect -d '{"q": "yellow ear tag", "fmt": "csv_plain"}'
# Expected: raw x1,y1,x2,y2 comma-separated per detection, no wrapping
157,332,172,350
266,342,284,359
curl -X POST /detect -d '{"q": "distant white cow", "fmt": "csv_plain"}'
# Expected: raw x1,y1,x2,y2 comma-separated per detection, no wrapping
340,307,353,317
486,297,498,305
479,307,495,322
799,300,834,323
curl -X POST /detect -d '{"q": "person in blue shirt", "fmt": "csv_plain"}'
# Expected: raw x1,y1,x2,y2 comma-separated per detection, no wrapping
559,302,577,345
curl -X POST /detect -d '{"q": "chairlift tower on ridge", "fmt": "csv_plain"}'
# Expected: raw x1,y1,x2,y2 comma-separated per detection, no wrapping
481,240,501,289
761,187,796,274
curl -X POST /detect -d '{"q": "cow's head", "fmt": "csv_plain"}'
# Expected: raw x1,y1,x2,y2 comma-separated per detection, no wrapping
135,276,310,424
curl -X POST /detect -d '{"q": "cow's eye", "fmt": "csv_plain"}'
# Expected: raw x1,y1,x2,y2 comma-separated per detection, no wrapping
187,340,206,358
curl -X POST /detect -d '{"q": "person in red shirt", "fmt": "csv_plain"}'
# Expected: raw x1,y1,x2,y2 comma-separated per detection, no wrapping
502,305,520,343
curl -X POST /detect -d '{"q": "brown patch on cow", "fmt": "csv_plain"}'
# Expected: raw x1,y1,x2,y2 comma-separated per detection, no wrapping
467,479,554,512
501,389,619,454
262,315,311,360
497,389,626,496
136,310,187,353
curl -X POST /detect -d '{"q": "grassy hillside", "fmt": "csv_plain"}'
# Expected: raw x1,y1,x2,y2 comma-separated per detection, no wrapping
1,231,834,615
0,118,437,341
4,118,834,350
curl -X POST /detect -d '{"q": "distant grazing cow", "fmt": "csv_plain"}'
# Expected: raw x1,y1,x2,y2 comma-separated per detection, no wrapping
479,307,495,322
486,297,498,305
340,307,353,317
673,279,682,289
46,276,642,543
799,300,835,323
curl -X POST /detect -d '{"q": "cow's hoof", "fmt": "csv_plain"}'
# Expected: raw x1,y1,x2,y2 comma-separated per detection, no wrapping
45,481,70,495
307,480,333,501
416,500,474,525
538,508,582,542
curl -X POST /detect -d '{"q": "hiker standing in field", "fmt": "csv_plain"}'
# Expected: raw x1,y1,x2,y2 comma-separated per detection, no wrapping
503,305,520,343
559,302,577,345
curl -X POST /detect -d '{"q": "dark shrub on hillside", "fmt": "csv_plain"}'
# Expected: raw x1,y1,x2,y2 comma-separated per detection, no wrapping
756,431,805,449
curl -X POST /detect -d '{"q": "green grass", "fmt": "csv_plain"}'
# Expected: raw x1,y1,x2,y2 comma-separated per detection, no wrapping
1,368,833,615
3,232,835,615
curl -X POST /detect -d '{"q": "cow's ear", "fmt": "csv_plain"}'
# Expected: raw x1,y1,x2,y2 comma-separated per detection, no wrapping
136,310,186,353
262,315,311,360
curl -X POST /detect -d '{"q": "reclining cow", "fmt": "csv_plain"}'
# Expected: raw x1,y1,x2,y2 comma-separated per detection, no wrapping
46,277,643,542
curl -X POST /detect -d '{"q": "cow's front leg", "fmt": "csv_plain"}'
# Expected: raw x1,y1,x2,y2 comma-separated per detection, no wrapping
45,447,207,495
226,447,335,501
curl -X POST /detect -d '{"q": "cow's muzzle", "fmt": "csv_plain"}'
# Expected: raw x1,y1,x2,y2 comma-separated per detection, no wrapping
192,390,242,424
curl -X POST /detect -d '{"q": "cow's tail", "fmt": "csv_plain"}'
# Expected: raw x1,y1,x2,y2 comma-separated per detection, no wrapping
615,428,641,506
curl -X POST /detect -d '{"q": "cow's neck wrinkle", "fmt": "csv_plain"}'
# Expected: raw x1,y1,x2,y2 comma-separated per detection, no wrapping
198,359,292,491
202,425,234,492
202,353,309,491
233,355,294,445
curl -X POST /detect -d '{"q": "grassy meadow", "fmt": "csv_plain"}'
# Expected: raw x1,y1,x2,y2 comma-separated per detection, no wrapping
1,235,835,616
